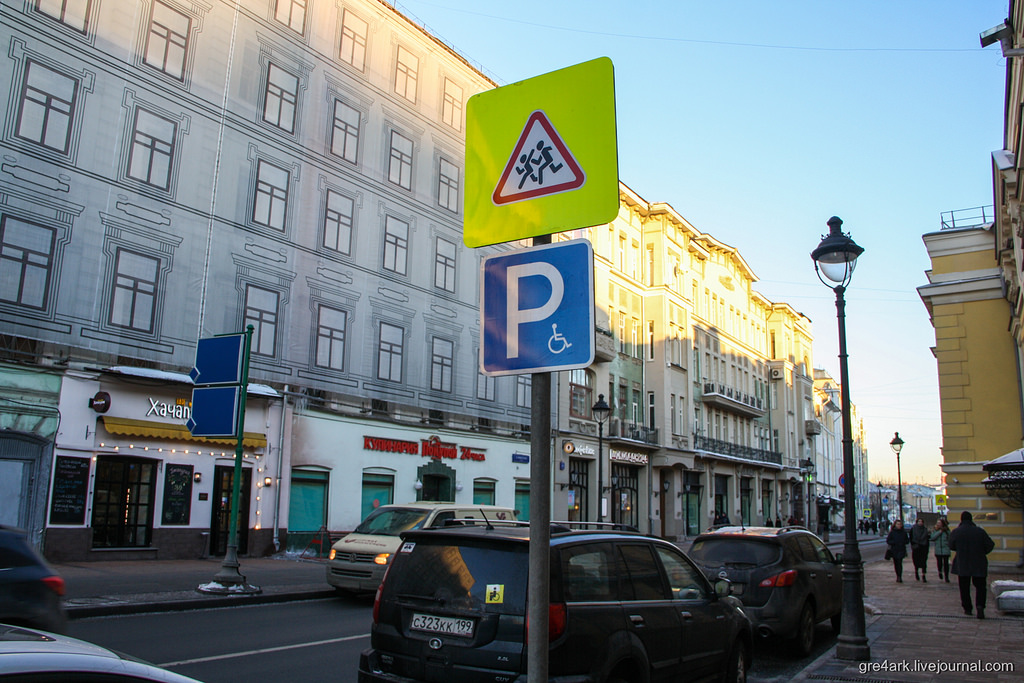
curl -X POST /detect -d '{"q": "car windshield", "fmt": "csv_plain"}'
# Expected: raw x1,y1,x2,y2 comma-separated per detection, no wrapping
354,508,431,535
688,538,782,567
389,539,529,615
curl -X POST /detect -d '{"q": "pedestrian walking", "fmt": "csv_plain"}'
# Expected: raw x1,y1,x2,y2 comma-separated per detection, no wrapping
950,510,995,619
910,517,931,582
931,517,951,583
775,516,783,528
885,519,910,582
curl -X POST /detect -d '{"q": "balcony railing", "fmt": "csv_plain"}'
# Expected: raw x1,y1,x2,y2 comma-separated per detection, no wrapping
608,418,659,445
692,434,782,465
940,205,994,231
700,383,766,418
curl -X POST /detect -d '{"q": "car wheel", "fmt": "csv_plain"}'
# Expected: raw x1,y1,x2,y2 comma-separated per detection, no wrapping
830,611,842,633
791,602,815,657
722,638,748,683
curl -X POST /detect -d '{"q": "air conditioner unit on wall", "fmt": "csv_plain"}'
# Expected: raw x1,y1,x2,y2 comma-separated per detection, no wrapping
770,368,783,380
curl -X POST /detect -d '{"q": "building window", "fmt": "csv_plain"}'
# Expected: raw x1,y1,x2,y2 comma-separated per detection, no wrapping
91,456,155,549
274,0,306,34
473,479,496,506
330,99,359,163
109,248,159,333
441,78,463,131
434,237,456,292
568,368,594,419
16,60,77,154
36,0,91,32
382,216,408,275
516,375,531,408
647,392,655,428
322,189,353,255
127,108,176,190
0,215,56,310
430,337,454,392
437,158,460,212
377,321,404,382
263,63,298,133
244,284,279,357
476,370,494,401
339,9,367,71
144,1,190,80
252,160,289,230
647,320,655,361
387,131,413,190
314,304,346,371
394,45,418,102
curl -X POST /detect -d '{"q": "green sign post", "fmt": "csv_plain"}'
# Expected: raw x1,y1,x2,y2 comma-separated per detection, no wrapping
464,57,619,247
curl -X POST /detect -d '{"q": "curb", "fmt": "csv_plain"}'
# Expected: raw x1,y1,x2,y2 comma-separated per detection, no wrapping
67,588,340,620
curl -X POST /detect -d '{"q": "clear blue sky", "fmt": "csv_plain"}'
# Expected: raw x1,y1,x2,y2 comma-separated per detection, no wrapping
397,0,1010,484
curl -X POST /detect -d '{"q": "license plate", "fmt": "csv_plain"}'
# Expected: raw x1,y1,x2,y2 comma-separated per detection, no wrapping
410,613,474,637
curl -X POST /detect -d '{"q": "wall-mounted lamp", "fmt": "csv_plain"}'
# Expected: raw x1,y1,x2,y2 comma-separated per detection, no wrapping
414,480,423,490
662,480,671,491
264,476,273,488
194,472,202,484
455,483,464,492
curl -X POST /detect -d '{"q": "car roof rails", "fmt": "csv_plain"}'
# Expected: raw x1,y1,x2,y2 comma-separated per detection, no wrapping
550,521,640,533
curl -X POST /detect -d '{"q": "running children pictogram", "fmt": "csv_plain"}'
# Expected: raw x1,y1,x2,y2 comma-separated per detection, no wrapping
492,111,585,205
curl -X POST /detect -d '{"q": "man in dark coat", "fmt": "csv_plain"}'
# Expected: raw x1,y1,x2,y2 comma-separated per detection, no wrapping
950,510,995,619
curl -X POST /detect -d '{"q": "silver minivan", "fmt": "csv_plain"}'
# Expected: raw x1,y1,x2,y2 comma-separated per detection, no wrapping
326,502,517,593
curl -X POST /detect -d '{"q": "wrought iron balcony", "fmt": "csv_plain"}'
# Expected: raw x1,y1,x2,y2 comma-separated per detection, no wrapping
608,418,660,445
692,434,782,465
700,382,766,418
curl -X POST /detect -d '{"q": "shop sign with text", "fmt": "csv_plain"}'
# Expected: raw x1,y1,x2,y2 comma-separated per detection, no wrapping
363,434,486,462
610,450,648,465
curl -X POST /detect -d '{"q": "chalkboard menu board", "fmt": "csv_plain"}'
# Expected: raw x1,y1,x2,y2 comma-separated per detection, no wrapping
49,456,90,525
162,464,193,525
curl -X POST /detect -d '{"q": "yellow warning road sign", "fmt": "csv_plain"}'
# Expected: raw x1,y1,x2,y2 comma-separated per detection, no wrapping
464,57,618,248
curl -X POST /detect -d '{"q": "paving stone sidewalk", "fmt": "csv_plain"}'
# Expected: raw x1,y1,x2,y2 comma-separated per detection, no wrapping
790,559,1024,683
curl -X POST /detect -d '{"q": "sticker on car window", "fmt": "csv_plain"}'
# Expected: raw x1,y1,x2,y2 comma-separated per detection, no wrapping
400,541,416,553
486,584,504,604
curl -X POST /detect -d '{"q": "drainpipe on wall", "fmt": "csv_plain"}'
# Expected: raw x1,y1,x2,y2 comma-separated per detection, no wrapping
272,385,288,552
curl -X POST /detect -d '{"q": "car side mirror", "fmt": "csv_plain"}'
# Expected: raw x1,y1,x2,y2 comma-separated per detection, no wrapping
714,578,732,598
833,553,844,564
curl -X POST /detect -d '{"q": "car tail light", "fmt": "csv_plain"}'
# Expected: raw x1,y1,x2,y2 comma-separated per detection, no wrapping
526,603,568,642
372,581,383,624
41,575,65,596
759,569,797,588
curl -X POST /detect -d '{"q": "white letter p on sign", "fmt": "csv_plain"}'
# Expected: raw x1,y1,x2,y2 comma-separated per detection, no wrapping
505,262,564,359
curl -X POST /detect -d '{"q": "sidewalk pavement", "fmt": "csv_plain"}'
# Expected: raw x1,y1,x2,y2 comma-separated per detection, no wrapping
54,535,1024,681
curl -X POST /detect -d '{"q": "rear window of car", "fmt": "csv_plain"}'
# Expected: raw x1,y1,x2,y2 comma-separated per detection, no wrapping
687,538,782,567
388,539,529,615
354,508,431,535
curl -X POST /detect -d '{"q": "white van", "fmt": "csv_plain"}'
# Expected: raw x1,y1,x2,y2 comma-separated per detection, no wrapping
325,502,518,592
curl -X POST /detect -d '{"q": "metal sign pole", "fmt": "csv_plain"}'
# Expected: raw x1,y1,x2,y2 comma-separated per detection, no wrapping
526,236,552,682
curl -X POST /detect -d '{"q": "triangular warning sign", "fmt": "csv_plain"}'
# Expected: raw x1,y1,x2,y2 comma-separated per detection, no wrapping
492,110,585,205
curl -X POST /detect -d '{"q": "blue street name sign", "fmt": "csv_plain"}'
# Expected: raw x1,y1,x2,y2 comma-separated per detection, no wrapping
187,386,240,438
481,239,594,375
189,334,245,386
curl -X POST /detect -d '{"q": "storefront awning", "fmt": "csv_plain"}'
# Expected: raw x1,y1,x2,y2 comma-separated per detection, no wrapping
100,416,267,449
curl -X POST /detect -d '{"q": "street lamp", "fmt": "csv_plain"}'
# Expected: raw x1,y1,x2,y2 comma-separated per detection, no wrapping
811,216,869,661
592,394,611,523
890,432,905,525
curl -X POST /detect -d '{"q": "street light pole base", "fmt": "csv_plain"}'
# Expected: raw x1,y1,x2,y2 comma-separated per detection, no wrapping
196,543,262,595
835,637,871,661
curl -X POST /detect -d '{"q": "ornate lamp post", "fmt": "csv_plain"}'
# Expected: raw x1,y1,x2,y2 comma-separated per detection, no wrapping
811,216,869,660
890,432,905,525
592,394,611,523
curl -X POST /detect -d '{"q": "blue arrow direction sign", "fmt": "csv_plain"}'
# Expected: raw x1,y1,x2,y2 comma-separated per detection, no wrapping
189,334,245,386
481,239,594,375
187,386,240,438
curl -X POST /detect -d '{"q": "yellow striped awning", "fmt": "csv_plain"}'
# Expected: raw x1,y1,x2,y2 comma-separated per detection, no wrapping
100,416,267,449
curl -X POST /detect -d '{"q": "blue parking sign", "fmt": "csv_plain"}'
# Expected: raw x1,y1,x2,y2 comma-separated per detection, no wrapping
481,239,594,375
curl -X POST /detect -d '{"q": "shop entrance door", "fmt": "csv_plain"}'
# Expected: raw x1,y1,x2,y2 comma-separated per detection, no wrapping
210,465,251,556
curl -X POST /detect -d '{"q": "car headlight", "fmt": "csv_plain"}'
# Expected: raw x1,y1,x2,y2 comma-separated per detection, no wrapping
374,553,391,565
329,549,336,560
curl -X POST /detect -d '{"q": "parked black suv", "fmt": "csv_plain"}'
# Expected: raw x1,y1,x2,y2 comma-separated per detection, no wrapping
359,522,751,683
0,526,67,633
687,526,842,656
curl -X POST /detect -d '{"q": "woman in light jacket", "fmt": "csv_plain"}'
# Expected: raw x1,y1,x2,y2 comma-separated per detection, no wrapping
931,517,951,583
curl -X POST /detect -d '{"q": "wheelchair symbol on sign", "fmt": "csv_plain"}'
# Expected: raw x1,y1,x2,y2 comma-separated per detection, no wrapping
548,324,572,354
